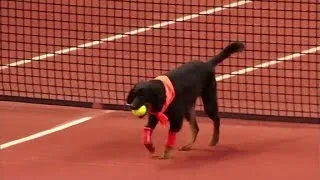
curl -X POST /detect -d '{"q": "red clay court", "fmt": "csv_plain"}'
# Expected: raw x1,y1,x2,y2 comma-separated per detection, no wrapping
0,0,319,179
1,101,320,180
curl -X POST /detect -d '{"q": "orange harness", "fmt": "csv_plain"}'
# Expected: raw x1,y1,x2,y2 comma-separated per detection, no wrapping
149,75,175,126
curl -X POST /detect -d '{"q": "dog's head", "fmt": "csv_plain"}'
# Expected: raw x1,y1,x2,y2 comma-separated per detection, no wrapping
126,80,165,114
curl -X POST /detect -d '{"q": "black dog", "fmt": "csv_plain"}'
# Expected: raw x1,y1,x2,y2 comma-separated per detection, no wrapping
126,42,245,159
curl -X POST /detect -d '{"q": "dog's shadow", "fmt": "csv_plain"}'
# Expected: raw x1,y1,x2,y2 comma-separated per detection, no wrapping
158,134,310,170
61,133,311,168
156,145,243,170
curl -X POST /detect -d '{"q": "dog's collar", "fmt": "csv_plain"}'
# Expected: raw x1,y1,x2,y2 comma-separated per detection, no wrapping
149,75,175,126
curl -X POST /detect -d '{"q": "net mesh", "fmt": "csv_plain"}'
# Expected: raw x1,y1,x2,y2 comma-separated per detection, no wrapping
1,0,319,122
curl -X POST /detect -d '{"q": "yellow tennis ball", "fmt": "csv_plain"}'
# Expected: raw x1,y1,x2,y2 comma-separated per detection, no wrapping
132,105,147,116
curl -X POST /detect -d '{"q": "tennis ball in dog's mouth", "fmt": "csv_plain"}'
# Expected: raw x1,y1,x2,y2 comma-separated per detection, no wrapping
132,105,147,117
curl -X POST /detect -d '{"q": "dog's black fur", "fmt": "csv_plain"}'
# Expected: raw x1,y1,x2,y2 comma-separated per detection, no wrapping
126,42,245,158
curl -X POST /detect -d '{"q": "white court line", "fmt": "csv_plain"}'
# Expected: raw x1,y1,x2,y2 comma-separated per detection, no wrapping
0,0,252,70
215,45,320,81
0,110,114,150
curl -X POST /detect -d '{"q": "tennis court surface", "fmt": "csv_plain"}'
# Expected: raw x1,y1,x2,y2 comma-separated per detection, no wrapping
1,0,319,179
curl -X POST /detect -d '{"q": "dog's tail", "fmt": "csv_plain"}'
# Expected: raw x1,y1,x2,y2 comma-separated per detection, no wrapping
208,41,245,67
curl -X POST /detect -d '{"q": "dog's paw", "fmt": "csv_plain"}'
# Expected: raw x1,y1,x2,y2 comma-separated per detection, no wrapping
209,135,219,146
158,154,173,160
157,146,174,159
150,154,172,160
144,143,156,154
179,144,193,151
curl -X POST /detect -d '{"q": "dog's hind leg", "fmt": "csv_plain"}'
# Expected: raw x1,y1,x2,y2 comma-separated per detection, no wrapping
179,105,199,151
202,82,220,146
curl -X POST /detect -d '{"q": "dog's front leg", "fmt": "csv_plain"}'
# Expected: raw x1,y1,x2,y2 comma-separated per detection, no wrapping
158,131,176,159
143,115,158,154
143,127,156,154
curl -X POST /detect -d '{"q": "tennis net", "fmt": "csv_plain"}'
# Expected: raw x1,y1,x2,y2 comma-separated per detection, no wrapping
1,0,319,123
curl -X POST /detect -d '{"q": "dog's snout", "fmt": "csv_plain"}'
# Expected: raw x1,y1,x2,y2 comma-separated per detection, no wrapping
130,104,137,110
126,104,135,110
